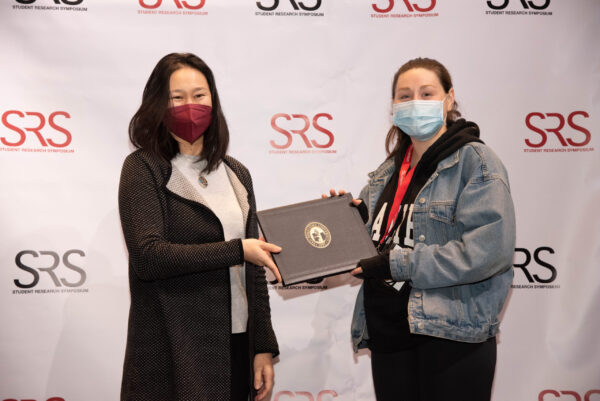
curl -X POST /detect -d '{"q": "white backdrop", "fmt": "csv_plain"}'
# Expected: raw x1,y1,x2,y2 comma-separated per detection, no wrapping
1,1,599,400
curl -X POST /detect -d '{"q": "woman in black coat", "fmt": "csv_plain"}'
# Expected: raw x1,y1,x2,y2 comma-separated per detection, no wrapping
119,53,281,401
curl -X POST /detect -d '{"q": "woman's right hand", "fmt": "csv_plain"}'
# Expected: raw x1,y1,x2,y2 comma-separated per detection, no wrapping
321,188,362,206
242,238,282,283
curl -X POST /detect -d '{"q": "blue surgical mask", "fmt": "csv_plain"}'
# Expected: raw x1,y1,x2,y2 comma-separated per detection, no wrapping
392,98,446,141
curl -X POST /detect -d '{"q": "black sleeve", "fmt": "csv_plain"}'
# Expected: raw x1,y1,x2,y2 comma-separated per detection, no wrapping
118,153,244,281
355,199,369,224
358,253,392,280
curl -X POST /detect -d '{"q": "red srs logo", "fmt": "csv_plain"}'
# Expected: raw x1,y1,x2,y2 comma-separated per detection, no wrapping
539,389,600,401
525,111,591,148
372,0,436,13
269,113,334,150
139,0,205,9
274,390,338,401
3,398,65,401
1,110,71,148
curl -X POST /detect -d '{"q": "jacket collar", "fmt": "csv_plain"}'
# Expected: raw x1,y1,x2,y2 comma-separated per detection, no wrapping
369,146,462,182
436,148,460,172
368,157,395,182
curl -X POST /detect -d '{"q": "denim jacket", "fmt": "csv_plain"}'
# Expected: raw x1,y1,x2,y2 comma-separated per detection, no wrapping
351,142,516,351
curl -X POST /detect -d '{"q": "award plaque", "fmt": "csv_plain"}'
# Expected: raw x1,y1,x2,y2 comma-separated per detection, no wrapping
257,193,377,286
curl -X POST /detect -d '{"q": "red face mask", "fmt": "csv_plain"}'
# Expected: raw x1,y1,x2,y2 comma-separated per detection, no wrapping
163,104,213,144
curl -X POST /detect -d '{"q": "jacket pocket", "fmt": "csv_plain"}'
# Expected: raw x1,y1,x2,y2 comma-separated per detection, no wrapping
429,201,455,224
421,286,462,324
428,201,457,243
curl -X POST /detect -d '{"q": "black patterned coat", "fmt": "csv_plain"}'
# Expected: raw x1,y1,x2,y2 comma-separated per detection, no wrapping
118,149,279,401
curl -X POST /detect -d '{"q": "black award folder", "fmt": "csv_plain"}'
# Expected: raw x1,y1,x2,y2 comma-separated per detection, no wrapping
257,193,378,286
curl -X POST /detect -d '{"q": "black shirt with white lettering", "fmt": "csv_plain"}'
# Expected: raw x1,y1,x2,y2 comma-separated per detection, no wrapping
364,162,428,352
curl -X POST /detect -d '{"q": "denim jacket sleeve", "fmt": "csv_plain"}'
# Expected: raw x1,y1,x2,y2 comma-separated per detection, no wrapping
388,144,516,289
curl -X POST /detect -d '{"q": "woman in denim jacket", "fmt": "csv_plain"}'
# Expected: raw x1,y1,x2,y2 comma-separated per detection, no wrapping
328,58,515,401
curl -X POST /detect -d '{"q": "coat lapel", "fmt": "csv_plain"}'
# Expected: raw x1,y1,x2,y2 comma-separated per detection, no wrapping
165,160,250,227
224,164,249,230
166,163,212,209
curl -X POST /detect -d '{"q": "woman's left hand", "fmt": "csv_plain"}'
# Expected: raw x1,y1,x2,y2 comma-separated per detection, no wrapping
254,352,275,401
321,188,362,206
242,238,282,283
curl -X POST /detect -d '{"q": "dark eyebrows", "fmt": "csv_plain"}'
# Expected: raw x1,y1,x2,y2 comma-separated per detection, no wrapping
169,87,209,95
396,84,439,92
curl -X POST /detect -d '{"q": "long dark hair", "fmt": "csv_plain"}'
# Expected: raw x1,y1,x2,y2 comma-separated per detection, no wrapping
385,57,461,159
129,53,229,173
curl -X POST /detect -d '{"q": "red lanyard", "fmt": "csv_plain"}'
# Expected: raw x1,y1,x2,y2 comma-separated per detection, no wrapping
379,144,415,244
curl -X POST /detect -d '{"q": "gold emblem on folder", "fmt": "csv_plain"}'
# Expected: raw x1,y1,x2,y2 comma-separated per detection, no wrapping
304,222,331,249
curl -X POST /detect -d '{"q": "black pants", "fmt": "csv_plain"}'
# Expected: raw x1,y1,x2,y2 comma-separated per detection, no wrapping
370,336,497,401
231,332,250,401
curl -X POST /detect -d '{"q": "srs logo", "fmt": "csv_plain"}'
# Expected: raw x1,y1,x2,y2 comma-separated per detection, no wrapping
485,0,552,15
268,113,336,154
254,0,324,16
12,250,88,294
139,0,205,9
12,0,87,12
538,389,600,401
3,398,66,401
256,0,321,11
512,247,560,289
274,390,338,401
137,0,207,15
487,0,549,10
524,111,593,152
372,0,435,13
15,0,82,3
1,110,73,152
370,0,438,18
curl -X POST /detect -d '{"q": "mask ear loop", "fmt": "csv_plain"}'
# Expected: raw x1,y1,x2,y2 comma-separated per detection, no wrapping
443,90,455,124
441,94,449,125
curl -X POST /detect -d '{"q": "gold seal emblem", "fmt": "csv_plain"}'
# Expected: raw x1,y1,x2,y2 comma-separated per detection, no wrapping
304,222,331,249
